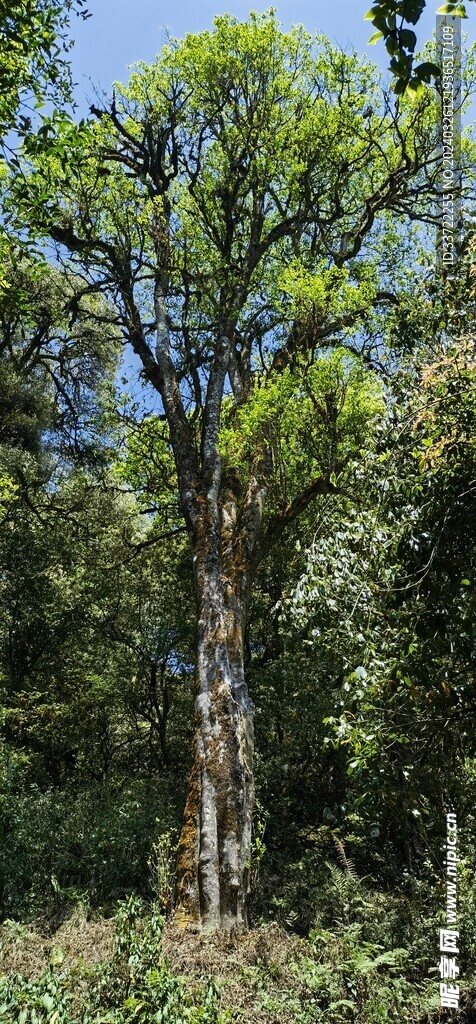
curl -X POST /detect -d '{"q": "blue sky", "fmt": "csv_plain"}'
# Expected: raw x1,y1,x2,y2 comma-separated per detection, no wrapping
68,0,461,110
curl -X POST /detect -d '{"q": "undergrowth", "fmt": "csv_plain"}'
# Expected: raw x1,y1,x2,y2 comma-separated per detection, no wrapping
0,873,465,1024
0,897,227,1024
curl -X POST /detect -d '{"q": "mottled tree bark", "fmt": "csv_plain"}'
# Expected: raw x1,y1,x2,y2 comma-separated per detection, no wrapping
175,490,255,931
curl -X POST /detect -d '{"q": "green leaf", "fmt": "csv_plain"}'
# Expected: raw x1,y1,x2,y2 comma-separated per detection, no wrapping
406,78,426,98
400,28,417,50
393,76,409,94
369,30,385,43
414,61,441,82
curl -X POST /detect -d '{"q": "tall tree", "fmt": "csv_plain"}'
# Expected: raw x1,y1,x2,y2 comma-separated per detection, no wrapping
13,13,447,930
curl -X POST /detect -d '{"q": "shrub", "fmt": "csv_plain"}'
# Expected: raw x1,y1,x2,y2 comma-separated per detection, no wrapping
0,898,229,1023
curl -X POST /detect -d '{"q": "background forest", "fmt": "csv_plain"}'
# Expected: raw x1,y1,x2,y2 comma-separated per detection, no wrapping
0,3,476,1022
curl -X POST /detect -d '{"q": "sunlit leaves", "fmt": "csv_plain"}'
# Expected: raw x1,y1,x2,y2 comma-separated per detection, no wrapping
219,350,384,510
363,0,468,93
0,0,90,140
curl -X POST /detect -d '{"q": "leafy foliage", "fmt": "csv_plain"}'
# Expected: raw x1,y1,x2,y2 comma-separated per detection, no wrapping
363,0,465,94
0,0,90,139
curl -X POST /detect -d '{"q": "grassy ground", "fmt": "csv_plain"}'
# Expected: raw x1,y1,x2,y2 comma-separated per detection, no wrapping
1,905,462,1024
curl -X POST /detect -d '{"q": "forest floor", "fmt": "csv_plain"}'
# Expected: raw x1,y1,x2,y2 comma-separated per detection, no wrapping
0,913,311,1023
2,910,475,1023
163,920,311,1023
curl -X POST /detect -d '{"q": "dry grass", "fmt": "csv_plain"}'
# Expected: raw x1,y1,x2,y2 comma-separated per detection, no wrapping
163,920,311,1023
0,912,454,1024
0,913,312,1023
0,912,114,981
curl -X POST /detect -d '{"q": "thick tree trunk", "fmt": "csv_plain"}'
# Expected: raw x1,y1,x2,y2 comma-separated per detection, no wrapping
175,504,255,931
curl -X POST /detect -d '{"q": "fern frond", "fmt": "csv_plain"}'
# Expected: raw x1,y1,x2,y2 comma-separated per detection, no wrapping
331,832,358,878
326,862,350,897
